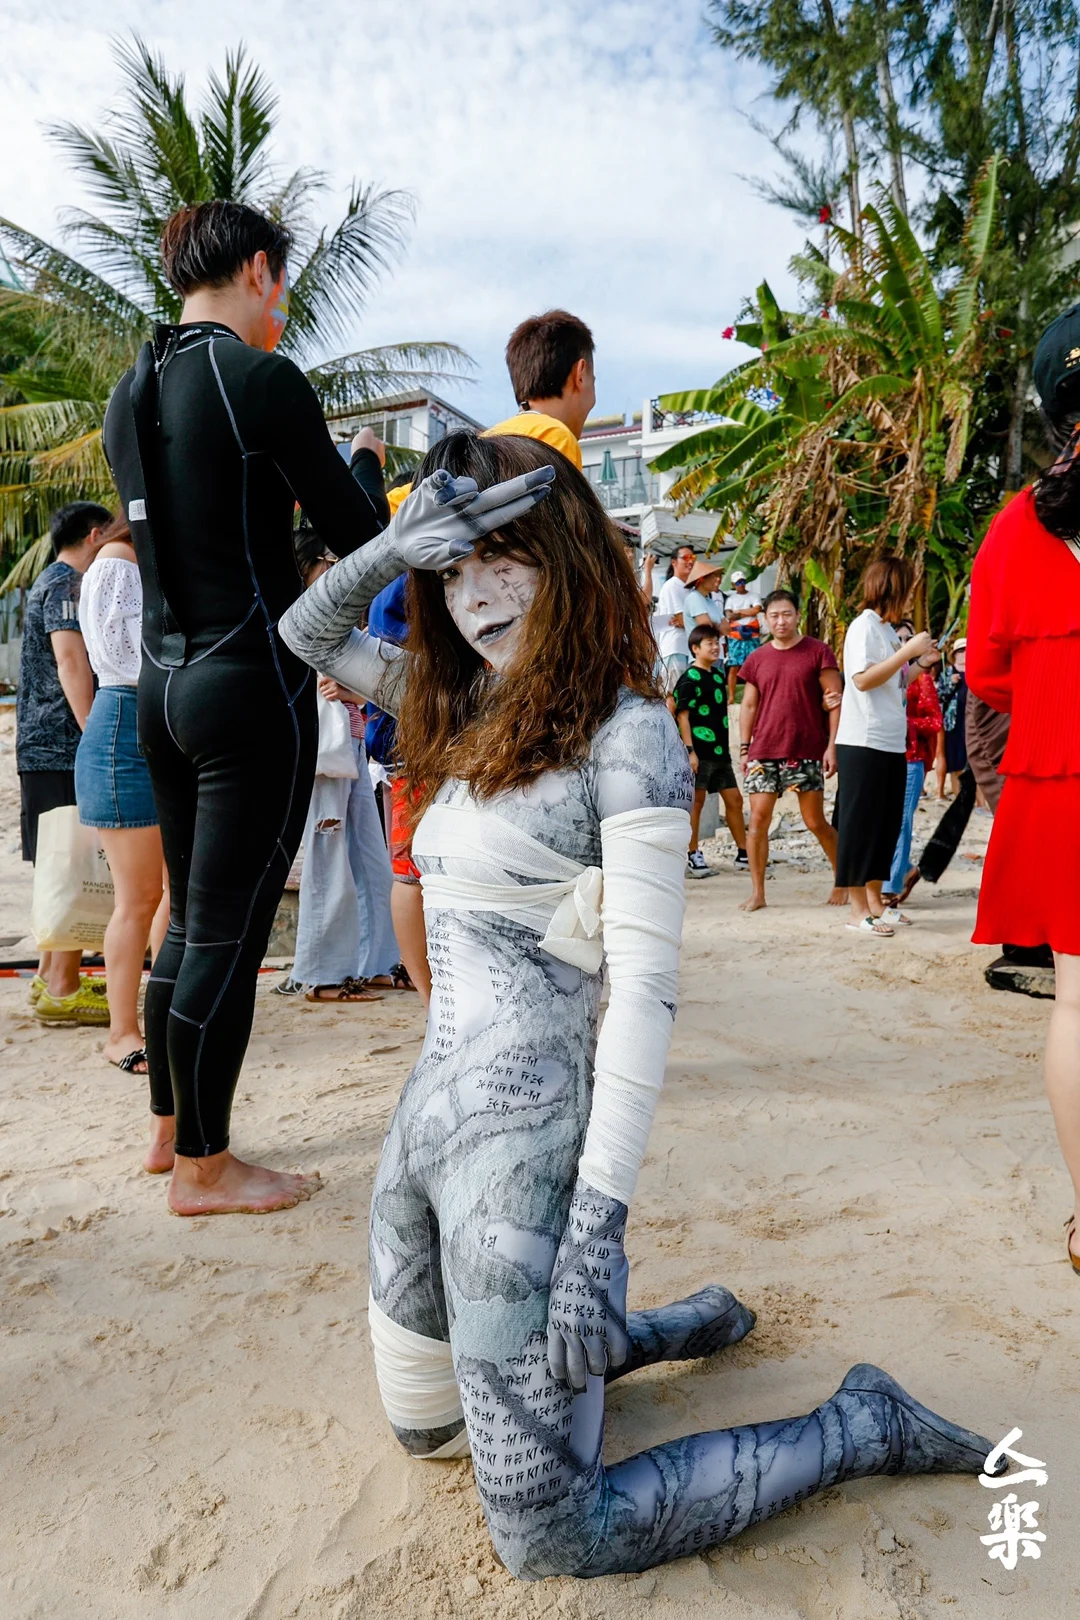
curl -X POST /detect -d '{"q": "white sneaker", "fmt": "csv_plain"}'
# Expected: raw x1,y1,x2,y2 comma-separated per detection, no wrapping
687,849,710,879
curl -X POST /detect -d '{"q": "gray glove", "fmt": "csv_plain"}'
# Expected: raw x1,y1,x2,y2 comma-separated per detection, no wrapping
390,466,556,572
547,1177,631,1393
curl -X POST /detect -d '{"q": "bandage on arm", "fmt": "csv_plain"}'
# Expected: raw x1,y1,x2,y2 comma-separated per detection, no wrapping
279,528,408,716
577,806,689,1204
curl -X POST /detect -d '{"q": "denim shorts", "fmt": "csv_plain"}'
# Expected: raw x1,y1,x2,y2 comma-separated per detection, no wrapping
75,685,158,829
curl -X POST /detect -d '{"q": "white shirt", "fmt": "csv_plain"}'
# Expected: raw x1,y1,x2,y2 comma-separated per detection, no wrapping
836,608,905,751
654,577,689,659
725,589,763,634
81,556,142,686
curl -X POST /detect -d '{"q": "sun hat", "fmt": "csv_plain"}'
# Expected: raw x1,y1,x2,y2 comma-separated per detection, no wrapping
952,637,967,652
687,558,724,587
1033,304,1080,423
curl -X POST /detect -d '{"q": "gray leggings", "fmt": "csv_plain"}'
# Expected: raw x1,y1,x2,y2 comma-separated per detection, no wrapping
368,918,996,1580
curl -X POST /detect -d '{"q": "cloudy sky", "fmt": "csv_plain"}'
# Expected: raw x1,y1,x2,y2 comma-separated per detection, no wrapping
3,0,808,423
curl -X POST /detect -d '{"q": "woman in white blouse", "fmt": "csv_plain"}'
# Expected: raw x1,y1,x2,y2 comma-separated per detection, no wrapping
835,557,935,936
75,518,169,1118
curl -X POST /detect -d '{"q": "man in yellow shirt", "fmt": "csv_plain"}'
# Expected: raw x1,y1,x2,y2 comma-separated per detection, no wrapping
386,308,595,512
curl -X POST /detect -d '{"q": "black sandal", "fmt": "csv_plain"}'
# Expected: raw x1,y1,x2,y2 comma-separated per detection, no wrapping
111,1047,148,1074
388,962,417,992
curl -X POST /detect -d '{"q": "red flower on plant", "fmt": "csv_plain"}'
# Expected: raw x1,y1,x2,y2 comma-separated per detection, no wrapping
819,203,832,224
722,326,735,340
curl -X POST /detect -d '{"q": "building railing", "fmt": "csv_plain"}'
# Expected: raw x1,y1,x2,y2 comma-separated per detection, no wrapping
594,477,662,511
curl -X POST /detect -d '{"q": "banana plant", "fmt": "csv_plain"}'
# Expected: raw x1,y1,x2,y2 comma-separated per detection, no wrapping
653,154,1000,629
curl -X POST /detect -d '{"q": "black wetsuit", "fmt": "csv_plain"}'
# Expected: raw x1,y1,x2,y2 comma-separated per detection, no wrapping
103,322,387,1157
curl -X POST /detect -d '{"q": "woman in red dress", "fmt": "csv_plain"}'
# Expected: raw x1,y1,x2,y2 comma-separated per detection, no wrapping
968,304,1080,1275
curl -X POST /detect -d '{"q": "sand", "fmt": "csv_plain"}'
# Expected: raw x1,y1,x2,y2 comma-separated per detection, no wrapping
1,700,1077,1619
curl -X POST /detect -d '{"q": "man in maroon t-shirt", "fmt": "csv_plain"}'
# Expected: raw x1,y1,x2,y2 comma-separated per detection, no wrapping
737,589,843,911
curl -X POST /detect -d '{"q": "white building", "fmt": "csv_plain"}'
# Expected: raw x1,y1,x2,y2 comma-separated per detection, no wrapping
327,389,485,455
580,399,756,576
328,387,768,587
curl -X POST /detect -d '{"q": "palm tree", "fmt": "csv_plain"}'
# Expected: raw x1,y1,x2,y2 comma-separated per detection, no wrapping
0,35,471,587
653,155,1000,638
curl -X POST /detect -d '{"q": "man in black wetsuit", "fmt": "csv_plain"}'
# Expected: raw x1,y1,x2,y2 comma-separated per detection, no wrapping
103,201,389,1214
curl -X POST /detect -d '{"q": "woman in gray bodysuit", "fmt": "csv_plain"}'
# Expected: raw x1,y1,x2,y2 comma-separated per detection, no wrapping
281,432,1001,1580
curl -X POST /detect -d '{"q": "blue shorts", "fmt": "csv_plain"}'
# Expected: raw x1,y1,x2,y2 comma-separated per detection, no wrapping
727,637,760,670
76,686,158,829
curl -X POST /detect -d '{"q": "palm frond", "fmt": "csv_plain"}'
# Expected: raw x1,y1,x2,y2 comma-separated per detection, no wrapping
284,184,415,363
0,532,52,595
950,152,999,343
0,399,99,450
305,342,474,415
202,46,277,201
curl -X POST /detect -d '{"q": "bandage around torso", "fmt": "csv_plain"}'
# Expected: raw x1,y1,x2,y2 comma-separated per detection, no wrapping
413,797,689,1203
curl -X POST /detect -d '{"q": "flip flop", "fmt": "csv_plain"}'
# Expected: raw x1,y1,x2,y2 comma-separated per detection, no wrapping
110,1046,148,1074
363,963,418,992
845,915,895,937
305,978,384,1003
1066,1216,1080,1276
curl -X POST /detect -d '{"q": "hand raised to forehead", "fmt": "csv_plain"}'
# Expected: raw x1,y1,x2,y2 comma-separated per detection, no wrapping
390,466,556,572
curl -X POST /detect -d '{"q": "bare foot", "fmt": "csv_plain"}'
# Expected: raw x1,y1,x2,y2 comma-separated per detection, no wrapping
145,1114,176,1175
739,894,767,912
898,867,921,904
825,887,849,906
167,1150,322,1216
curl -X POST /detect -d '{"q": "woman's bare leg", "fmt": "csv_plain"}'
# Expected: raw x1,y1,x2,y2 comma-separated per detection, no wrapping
150,861,170,959
391,880,431,1006
1048,953,1080,1261
97,826,164,1069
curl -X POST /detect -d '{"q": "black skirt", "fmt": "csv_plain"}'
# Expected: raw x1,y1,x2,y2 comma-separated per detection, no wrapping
835,744,907,887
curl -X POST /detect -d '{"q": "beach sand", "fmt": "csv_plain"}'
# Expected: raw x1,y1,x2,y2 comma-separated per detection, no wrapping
1,702,1076,1618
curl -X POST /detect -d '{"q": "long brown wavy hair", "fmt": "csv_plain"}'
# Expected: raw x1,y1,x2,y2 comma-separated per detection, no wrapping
396,431,661,816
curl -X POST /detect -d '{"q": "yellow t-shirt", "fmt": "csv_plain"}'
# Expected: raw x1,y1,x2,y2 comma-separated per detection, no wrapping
484,410,583,469
384,409,581,514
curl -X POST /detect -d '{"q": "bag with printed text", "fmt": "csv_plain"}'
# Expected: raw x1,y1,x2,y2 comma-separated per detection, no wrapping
30,805,115,950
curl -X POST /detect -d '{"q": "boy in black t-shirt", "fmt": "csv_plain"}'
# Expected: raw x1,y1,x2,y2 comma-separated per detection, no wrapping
671,625,748,877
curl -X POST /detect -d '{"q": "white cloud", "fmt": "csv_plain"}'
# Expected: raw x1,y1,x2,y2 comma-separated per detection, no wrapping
2,0,808,421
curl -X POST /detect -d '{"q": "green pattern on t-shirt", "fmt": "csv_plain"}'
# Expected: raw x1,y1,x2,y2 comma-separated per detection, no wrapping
673,661,730,762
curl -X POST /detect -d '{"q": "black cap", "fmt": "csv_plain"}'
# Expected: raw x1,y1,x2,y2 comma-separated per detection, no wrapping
1033,304,1080,423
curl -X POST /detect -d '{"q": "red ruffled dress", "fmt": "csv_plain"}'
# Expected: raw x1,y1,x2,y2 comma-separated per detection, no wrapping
969,489,1080,952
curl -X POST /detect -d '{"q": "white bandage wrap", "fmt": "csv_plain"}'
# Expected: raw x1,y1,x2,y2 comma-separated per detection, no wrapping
416,803,607,972
415,799,689,1204
578,807,689,1204
368,1294,469,1457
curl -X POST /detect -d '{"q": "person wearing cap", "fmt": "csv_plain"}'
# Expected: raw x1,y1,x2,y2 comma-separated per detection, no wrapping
936,637,969,799
725,571,765,704
967,301,1080,1277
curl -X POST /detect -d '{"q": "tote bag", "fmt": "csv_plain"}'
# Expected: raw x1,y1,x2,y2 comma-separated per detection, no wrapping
30,805,115,950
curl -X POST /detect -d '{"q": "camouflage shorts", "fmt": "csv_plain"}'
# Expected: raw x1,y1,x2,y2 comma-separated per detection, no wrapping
744,758,825,796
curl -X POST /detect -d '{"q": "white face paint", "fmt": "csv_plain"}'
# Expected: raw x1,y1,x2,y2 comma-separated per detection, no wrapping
438,546,539,672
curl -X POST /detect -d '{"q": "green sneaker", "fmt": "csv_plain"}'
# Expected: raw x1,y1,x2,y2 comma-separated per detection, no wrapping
29,972,106,1007
35,984,111,1026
